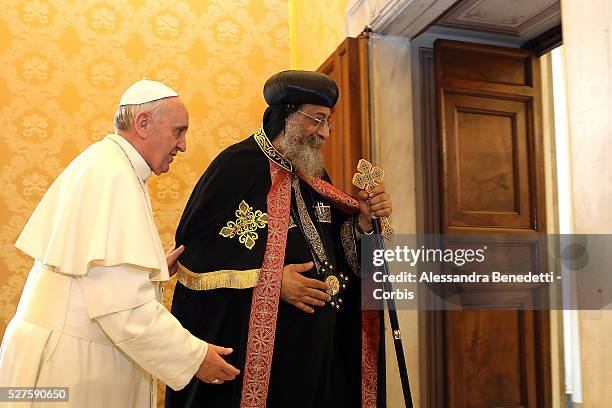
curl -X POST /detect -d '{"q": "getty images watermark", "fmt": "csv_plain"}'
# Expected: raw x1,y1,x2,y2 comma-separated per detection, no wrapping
360,234,612,310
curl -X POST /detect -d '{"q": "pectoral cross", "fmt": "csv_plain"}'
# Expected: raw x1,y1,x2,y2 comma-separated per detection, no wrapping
313,201,332,223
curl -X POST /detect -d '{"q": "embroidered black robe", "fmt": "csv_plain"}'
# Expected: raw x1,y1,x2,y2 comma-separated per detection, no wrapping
165,129,384,408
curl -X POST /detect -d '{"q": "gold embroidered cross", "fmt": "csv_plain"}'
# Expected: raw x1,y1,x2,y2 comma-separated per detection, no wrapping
352,159,384,193
219,200,268,250
352,159,394,240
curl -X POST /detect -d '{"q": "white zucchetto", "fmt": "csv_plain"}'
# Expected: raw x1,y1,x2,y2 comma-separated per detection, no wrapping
119,79,178,106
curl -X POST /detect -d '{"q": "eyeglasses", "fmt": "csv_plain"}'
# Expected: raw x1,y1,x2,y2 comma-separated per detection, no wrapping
297,110,332,132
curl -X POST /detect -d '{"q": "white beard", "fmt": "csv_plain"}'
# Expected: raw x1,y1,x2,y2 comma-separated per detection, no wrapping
278,116,325,178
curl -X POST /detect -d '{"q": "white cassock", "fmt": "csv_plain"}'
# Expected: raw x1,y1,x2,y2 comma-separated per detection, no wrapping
0,134,207,407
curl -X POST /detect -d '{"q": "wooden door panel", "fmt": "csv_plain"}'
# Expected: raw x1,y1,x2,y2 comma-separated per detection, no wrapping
432,39,550,408
438,45,532,86
443,94,532,229
446,309,536,408
443,237,542,291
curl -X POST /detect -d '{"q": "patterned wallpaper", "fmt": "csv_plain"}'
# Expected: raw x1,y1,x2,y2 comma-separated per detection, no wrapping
289,0,350,70
0,0,289,366
0,0,356,403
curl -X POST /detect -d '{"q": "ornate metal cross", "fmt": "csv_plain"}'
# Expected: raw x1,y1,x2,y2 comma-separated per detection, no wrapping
352,159,394,240
352,159,384,193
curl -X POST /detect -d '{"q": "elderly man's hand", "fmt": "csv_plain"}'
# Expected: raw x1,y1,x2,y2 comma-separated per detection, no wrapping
195,344,241,385
280,262,332,313
356,183,392,233
166,245,185,277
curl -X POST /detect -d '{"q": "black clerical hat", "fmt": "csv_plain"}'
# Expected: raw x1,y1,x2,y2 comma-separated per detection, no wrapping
263,70,339,108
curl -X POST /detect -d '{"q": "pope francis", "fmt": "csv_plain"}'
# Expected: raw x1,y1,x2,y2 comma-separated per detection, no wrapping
0,79,240,407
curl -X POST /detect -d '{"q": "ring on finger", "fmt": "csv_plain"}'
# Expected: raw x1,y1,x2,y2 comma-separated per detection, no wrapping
211,379,220,384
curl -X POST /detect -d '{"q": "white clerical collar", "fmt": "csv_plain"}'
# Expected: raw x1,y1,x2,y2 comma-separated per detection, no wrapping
106,134,153,183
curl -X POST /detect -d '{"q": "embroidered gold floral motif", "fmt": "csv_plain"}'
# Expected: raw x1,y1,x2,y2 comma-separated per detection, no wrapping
254,128,293,172
219,200,268,250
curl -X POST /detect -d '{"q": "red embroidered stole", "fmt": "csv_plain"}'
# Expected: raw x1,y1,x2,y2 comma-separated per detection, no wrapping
240,166,380,408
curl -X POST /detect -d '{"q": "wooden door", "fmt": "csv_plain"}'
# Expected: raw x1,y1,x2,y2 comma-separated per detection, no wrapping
317,36,370,194
433,39,551,408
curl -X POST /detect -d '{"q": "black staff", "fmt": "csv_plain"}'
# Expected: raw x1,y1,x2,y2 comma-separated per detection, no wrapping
353,159,413,408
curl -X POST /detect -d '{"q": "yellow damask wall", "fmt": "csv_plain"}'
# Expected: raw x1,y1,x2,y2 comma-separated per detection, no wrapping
289,0,350,70
0,0,358,403
0,0,289,340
